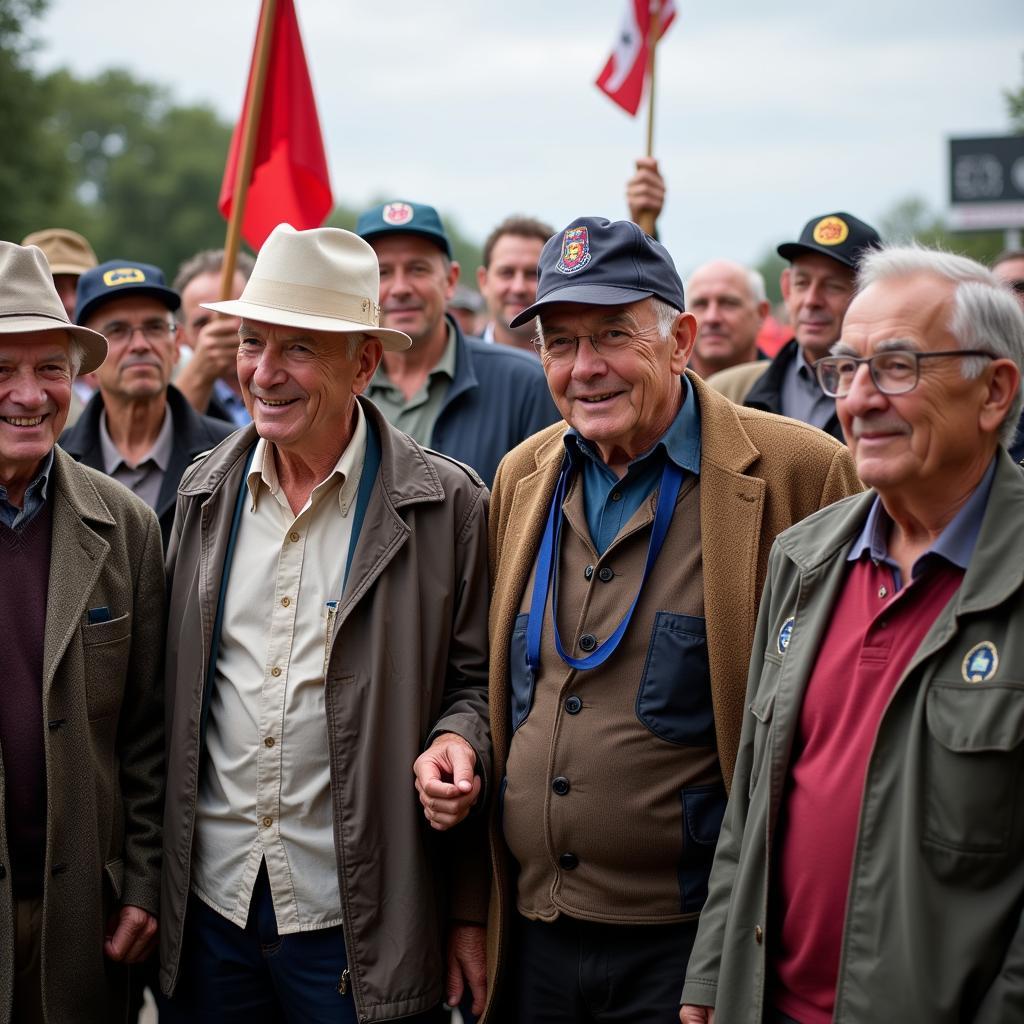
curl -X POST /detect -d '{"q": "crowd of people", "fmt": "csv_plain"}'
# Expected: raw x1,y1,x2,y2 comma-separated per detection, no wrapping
2,159,1024,1024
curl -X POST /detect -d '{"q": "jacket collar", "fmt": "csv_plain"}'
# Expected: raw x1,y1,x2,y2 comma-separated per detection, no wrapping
49,445,116,526
441,314,480,411
178,397,445,509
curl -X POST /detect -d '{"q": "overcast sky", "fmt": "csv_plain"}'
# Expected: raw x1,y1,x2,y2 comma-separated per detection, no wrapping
32,0,1022,278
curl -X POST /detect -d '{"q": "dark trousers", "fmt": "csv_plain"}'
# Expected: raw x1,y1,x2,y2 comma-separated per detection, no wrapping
162,864,444,1024
511,913,699,1023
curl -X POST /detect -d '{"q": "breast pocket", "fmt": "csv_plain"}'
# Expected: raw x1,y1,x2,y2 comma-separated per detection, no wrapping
81,613,131,721
636,612,715,747
748,664,780,799
509,613,536,733
923,681,1024,858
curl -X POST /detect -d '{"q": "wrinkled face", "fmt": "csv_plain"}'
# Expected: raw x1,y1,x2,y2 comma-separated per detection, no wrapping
476,234,544,338
836,273,1004,499
539,298,695,467
88,295,178,402
236,319,382,457
180,269,246,343
0,331,73,483
687,261,767,372
374,235,458,347
993,255,1024,311
781,252,857,360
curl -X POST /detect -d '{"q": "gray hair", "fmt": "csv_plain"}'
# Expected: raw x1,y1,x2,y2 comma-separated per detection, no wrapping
684,262,767,305
68,337,85,378
856,244,1024,447
172,249,256,322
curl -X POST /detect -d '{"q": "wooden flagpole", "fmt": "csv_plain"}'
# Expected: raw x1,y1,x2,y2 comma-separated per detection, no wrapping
637,0,661,236
219,0,278,300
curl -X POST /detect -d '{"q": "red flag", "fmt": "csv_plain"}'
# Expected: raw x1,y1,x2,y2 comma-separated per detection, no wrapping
219,0,333,250
595,0,676,116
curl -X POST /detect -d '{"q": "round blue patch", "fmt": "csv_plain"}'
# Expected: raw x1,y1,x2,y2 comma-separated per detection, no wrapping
777,617,795,655
962,641,998,683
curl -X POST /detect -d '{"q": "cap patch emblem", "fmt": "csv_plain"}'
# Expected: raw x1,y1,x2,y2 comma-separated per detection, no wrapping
812,216,849,246
961,641,998,683
556,227,592,275
777,616,794,654
103,267,146,287
382,202,414,225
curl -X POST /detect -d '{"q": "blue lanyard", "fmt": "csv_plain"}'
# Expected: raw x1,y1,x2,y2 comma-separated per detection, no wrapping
525,457,684,672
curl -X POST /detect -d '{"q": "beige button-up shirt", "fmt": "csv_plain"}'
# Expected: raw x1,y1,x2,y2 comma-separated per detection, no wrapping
191,405,367,933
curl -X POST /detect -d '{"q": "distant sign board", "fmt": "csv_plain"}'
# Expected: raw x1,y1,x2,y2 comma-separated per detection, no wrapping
949,135,1024,230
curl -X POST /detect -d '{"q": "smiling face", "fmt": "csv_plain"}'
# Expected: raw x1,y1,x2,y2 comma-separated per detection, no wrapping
687,260,768,375
781,252,857,360
539,298,695,473
476,233,544,344
836,272,1011,505
0,331,73,502
236,319,382,462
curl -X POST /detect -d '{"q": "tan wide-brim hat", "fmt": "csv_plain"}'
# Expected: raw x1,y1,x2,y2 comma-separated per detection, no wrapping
0,242,107,374
20,228,98,277
202,224,412,352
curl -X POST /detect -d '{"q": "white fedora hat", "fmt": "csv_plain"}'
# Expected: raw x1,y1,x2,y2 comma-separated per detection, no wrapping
0,241,107,373
202,224,412,351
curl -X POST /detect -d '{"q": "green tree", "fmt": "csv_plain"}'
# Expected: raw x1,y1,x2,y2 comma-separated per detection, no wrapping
1005,54,1024,134
880,195,1004,264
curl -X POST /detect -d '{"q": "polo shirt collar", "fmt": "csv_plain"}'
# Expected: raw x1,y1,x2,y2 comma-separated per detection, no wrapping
99,405,174,474
370,321,457,396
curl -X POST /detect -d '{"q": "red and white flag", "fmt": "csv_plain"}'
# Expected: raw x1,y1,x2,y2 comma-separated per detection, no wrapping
219,0,333,250
595,0,676,116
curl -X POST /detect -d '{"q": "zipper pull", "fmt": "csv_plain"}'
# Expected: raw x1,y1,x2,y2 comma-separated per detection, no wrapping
338,967,350,995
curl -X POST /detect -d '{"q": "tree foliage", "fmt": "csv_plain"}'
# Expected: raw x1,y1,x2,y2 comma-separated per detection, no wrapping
1006,54,1024,134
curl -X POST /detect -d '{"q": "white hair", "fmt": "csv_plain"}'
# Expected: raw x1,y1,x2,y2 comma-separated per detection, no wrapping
67,336,85,378
684,261,767,305
856,244,1024,447
651,298,682,340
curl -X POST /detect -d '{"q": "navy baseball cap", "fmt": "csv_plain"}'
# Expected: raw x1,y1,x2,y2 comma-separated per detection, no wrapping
355,200,452,259
508,217,685,328
777,212,881,271
76,259,180,325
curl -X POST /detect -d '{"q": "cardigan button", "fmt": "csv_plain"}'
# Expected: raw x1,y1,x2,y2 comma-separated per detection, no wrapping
564,696,582,714
552,776,570,796
578,634,597,652
584,565,594,580
598,566,614,583
559,852,579,870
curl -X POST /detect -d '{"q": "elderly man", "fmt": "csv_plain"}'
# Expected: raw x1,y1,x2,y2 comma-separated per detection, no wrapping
706,213,881,439
356,200,560,484
60,259,234,550
173,248,256,425
478,218,860,1022
686,260,770,378
682,246,1024,1024
160,225,491,1023
476,215,554,353
0,241,165,1021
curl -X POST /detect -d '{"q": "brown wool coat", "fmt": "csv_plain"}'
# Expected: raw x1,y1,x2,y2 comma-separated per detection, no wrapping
480,372,862,1021
0,448,165,1023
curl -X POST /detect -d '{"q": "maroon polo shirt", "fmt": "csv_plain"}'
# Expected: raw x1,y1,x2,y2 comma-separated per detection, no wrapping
769,556,965,1024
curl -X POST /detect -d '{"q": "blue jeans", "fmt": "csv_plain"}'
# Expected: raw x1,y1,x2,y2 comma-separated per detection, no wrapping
162,863,444,1023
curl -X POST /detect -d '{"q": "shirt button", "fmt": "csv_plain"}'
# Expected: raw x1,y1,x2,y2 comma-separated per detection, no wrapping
552,776,570,796
559,852,578,870
584,565,594,580
271,666,282,677
598,566,614,583
289,531,300,543
578,633,597,652
754,925,763,944
264,736,275,748
281,596,291,607
611,492,622,502
564,696,582,715
878,585,888,599
262,816,273,828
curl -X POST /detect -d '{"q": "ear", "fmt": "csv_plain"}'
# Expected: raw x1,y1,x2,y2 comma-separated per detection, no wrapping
780,268,792,303
475,265,488,292
352,336,385,395
979,358,1021,438
444,260,461,301
756,300,771,322
669,312,698,373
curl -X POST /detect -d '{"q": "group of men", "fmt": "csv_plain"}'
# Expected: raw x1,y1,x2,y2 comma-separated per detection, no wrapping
2,179,1024,1024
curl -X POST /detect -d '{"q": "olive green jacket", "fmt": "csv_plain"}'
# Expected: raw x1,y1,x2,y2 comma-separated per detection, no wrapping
683,451,1024,1022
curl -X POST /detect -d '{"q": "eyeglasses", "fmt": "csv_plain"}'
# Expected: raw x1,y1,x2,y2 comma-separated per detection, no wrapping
103,320,177,346
815,349,995,398
533,325,660,362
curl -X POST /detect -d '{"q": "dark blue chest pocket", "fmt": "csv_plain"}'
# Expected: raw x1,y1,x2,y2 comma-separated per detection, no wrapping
636,611,715,747
509,613,536,732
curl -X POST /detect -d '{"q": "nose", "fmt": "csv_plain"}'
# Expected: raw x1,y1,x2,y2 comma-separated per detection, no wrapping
386,268,411,298
510,271,530,297
570,336,606,381
252,346,287,389
839,362,886,417
10,369,47,409
803,279,825,307
127,326,153,352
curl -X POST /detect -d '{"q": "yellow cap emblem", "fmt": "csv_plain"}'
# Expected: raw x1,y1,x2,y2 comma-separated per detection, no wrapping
102,267,146,287
812,217,849,246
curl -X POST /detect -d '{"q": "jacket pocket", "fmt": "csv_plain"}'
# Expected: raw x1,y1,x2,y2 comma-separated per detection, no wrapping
678,782,728,914
82,613,131,721
509,613,536,733
637,612,714,746
748,672,779,799
924,682,1024,856
104,857,124,902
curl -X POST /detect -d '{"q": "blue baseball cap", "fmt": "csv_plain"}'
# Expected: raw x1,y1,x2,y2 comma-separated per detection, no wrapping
75,259,180,325
508,217,685,328
355,200,452,259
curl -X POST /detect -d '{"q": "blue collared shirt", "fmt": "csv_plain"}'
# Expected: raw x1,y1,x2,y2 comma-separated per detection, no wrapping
0,450,54,530
213,378,253,427
563,375,702,555
847,456,997,591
